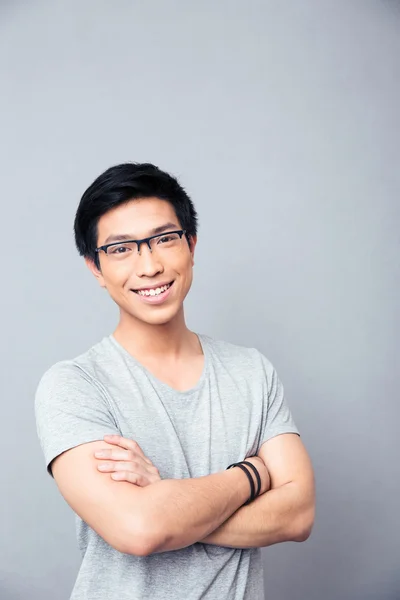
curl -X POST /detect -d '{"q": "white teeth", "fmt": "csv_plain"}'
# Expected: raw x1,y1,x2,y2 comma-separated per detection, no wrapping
137,283,171,297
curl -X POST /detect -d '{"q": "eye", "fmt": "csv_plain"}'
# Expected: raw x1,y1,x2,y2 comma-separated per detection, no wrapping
157,233,180,245
109,244,131,254
159,235,174,243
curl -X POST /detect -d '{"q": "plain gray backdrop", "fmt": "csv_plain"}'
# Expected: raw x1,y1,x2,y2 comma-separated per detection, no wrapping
1,1,399,599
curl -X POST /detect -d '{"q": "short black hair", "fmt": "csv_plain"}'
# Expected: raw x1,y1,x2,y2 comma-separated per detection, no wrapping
74,162,198,268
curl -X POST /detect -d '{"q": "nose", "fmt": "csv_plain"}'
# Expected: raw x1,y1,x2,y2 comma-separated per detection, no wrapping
135,243,164,278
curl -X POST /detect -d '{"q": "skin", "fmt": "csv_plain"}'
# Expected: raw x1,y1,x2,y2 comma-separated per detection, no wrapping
94,435,269,490
93,433,315,550
95,435,163,486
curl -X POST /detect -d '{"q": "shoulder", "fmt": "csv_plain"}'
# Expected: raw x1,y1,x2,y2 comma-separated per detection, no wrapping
35,337,112,404
200,333,275,376
36,359,91,394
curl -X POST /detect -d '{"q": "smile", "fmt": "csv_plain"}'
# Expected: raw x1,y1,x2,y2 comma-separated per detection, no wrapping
133,281,174,297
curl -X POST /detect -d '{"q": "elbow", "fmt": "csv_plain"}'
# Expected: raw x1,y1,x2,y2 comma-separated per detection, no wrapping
293,523,313,543
109,514,161,557
293,506,315,543
126,524,162,557
115,536,154,557
115,488,170,556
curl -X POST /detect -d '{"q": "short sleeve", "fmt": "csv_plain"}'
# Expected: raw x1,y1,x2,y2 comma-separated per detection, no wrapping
35,361,121,476
258,353,300,446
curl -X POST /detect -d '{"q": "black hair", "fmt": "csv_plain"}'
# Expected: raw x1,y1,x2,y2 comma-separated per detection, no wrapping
74,162,198,268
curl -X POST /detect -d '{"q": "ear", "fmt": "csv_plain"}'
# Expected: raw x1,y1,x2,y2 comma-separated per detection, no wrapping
85,257,106,288
188,235,197,266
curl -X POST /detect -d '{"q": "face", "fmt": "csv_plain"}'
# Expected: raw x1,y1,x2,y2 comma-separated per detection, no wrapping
86,197,196,327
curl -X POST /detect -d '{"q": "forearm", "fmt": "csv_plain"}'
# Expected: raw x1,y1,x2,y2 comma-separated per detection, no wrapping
143,468,250,554
200,482,315,549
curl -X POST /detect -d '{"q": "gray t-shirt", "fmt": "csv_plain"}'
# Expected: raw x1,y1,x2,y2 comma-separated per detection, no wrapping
35,333,299,600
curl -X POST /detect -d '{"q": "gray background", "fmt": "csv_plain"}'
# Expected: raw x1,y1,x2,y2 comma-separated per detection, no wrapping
1,1,399,599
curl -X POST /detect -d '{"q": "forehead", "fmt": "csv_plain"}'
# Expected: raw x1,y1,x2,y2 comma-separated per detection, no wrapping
96,198,180,244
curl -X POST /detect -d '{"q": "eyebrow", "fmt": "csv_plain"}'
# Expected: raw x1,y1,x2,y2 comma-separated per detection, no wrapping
102,222,180,246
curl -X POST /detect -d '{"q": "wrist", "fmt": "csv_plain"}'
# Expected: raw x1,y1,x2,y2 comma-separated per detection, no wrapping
226,460,262,505
225,466,253,507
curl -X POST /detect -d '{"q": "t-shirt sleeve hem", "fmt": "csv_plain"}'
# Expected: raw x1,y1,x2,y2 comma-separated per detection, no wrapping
45,430,121,477
258,427,300,448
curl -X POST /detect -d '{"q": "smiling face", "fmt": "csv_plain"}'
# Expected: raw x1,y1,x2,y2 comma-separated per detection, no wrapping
86,197,196,327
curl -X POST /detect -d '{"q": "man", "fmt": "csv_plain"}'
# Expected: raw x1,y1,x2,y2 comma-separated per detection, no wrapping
35,162,315,600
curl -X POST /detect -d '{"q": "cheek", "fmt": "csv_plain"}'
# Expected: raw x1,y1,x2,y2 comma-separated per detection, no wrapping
173,252,192,274
176,256,194,288
102,265,130,290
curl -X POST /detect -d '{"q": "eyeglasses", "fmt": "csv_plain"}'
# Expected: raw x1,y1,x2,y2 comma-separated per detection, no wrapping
95,230,187,263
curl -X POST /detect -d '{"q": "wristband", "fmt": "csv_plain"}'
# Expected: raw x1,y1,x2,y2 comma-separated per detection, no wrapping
227,460,261,505
241,461,262,498
227,462,255,504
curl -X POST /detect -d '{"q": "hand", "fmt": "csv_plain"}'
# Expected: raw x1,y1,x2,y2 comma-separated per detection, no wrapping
242,455,271,496
94,434,161,487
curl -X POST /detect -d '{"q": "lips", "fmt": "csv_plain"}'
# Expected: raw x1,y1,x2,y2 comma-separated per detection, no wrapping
130,280,175,305
132,281,174,295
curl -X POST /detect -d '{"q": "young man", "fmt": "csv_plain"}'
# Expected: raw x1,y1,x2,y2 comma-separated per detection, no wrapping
35,163,315,600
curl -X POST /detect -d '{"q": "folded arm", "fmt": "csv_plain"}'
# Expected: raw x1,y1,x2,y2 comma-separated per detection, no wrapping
200,433,315,548
51,441,256,556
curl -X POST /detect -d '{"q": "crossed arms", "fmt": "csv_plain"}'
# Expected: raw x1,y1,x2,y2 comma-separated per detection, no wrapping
51,432,315,556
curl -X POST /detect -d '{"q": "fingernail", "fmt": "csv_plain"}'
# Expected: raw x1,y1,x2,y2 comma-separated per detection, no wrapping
95,451,107,457
98,464,108,470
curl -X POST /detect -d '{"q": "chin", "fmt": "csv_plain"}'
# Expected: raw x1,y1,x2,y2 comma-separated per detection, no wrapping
141,313,177,326
127,305,182,327
150,318,175,327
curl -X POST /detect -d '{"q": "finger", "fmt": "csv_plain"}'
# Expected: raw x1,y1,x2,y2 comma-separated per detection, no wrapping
103,434,145,455
103,435,152,464
95,448,147,463
97,460,142,473
110,471,142,484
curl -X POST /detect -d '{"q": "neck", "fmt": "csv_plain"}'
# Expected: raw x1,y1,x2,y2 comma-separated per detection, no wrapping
113,306,198,359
